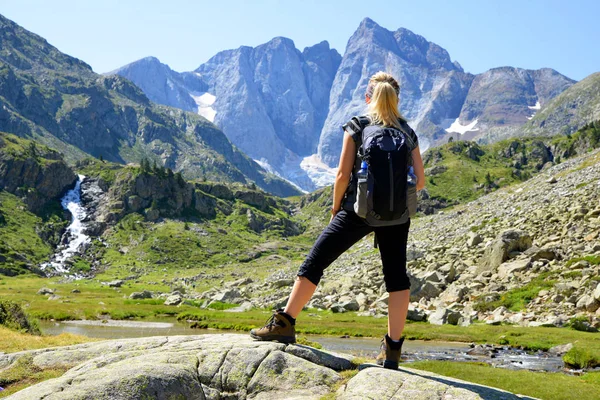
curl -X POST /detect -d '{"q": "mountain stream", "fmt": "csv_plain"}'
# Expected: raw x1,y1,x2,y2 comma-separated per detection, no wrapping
41,175,90,275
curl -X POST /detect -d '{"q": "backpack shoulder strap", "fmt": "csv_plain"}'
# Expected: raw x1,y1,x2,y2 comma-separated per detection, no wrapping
343,115,371,146
397,119,416,150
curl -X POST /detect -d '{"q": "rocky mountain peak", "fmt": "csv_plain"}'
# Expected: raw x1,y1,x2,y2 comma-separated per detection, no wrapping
0,13,92,73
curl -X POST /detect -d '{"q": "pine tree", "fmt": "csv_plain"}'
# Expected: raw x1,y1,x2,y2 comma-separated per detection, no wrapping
175,172,186,187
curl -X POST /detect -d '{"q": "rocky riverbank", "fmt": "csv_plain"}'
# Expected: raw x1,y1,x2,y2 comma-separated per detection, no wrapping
2,334,532,399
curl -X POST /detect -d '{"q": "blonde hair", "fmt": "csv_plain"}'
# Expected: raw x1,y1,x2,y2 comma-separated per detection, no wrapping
366,72,404,129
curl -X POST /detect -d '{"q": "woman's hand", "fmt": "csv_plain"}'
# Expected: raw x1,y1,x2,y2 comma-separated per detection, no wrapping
411,146,426,191
330,207,339,223
330,132,356,219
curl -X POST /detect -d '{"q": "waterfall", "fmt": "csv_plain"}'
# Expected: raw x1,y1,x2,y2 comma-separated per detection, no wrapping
41,175,91,274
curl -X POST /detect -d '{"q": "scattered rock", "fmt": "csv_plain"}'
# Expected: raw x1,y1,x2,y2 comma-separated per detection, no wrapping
105,280,124,288
37,288,54,295
129,290,153,300
164,294,183,306
467,232,483,247
479,230,532,272
548,343,573,355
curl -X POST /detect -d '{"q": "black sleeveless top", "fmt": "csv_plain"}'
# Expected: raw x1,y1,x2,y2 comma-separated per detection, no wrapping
341,116,419,211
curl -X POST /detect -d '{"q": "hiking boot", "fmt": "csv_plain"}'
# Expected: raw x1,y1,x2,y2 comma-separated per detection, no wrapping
250,309,296,344
375,335,404,369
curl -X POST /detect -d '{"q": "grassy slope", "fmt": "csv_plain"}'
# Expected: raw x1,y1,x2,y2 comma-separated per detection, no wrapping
424,138,545,203
0,192,62,276
408,361,600,400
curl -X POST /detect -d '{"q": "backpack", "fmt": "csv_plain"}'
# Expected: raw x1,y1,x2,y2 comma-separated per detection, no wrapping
344,115,416,227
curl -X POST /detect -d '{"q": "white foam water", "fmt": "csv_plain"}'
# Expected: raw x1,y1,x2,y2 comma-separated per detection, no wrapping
41,175,90,274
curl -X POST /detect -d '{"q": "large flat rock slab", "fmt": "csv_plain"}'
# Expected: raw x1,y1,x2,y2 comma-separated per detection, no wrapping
3,334,348,400
338,366,537,400
2,334,534,399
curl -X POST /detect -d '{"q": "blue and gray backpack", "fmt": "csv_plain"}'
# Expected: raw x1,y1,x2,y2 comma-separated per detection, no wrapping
343,115,416,227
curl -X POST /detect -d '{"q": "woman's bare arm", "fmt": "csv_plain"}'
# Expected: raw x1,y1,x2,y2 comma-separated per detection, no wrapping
331,132,356,218
411,146,426,191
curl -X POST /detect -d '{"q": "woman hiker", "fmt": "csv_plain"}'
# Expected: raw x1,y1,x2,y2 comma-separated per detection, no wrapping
250,71,426,369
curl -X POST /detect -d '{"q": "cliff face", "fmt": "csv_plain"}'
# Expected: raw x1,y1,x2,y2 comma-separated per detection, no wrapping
113,39,341,190
317,18,474,166
0,132,76,212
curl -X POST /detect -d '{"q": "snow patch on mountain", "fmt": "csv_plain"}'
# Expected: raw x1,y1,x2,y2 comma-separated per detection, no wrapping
445,118,479,135
190,92,217,122
527,101,541,120
300,154,338,188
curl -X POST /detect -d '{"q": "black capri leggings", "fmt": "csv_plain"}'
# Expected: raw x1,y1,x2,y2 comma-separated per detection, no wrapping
297,209,411,292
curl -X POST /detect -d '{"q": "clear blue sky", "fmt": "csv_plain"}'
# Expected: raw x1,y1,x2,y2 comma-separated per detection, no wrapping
1,0,598,80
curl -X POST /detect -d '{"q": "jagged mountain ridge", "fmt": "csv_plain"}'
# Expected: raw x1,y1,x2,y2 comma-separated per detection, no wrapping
517,72,600,138
456,67,576,144
318,19,576,167
113,39,341,190
113,18,576,190
0,13,300,197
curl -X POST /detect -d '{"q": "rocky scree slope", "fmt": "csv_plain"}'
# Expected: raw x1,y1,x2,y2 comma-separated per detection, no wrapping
0,14,299,197
226,148,600,329
1,334,531,400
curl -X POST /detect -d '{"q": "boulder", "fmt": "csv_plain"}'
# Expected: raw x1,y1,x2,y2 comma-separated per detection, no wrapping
467,232,483,247
212,288,242,303
428,307,461,325
576,295,600,313
129,290,153,300
105,280,124,288
37,288,54,295
412,281,443,301
440,284,468,303
497,259,531,279
4,334,347,400
593,283,600,301
164,294,183,306
548,343,573,355
479,230,533,272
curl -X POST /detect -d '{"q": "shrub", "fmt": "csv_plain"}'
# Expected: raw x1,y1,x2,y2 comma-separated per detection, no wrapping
563,346,600,369
0,299,41,334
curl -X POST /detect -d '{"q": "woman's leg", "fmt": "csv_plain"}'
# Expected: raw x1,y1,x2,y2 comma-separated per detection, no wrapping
284,277,317,318
285,210,372,318
374,220,412,340
387,290,410,340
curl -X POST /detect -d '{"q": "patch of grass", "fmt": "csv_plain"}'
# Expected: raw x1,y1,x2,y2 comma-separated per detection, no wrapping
474,272,557,312
563,271,583,279
206,301,238,311
566,255,600,267
0,355,70,398
407,361,600,400
0,325,94,353
563,346,600,369
296,336,323,349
